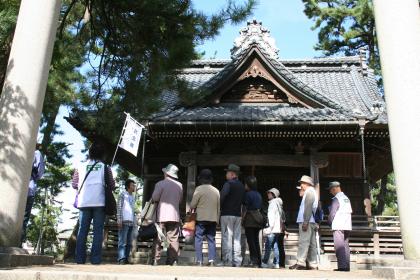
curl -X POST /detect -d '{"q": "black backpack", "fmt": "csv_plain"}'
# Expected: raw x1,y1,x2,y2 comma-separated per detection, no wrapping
312,202,324,223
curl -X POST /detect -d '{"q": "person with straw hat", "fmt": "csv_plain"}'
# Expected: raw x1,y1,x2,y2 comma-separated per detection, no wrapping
151,164,183,266
289,175,318,270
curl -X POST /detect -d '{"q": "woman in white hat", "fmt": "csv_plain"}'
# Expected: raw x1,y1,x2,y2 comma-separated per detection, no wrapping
261,188,284,269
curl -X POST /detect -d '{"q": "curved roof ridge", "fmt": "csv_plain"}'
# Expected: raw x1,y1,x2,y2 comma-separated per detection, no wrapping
195,44,356,116
349,67,381,116
281,55,360,62
190,55,361,67
267,54,349,111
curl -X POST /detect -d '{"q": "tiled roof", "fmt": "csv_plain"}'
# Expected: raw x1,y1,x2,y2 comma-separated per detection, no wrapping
154,20,386,125
151,104,353,122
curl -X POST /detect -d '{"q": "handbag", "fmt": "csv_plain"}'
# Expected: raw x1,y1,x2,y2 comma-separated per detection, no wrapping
73,161,99,208
140,199,157,222
244,209,264,228
137,223,157,241
103,164,117,216
183,209,196,231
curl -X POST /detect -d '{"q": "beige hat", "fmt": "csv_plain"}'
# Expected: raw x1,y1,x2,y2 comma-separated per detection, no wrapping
298,175,314,186
162,163,179,179
267,188,280,198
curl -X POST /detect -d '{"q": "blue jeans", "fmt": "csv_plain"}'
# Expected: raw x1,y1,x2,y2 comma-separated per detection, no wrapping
76,207,105,264
21,195,35,243
195,222,217,263
118,224,133,262
262,233,280,265
220,216,242,266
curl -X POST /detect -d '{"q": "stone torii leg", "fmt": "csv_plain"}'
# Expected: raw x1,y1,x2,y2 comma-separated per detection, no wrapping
373,0,420,260
0,0,61,247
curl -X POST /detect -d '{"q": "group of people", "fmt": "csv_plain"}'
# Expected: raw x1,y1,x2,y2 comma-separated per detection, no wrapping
142,163,353,272
21,142,353,273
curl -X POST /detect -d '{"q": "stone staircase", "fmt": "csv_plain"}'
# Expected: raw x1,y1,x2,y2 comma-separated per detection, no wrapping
101,226,364,270
101,229,305,265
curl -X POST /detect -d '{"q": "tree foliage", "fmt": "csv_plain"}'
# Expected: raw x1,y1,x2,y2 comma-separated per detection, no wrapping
371,173,398,216
0,0,19,87
64,0,256,143
302,0,380,77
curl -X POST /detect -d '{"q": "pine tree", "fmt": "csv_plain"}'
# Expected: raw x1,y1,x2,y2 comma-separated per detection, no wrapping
302,0,380,78
64,0,257,143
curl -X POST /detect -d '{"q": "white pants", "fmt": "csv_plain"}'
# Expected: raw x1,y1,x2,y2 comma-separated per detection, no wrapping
221,216,242,266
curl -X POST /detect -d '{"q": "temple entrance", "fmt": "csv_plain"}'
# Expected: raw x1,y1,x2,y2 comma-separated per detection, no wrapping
195,164,309,225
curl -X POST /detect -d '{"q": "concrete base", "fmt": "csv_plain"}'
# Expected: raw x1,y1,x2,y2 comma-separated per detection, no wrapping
372,260,420,279
0,264,382,280
0,247,29,255
0,252,54,268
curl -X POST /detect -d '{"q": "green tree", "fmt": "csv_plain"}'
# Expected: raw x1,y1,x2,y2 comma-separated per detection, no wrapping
0,0,19,87
371,173,398,216
302,0,380,77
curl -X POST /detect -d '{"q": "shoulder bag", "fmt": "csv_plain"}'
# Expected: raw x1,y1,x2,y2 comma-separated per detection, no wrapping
103,164,117,216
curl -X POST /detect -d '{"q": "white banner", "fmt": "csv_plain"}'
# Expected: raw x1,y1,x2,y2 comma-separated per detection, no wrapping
118,115,143,156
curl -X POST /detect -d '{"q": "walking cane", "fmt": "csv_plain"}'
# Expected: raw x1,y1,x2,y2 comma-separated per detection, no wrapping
315,228,321,266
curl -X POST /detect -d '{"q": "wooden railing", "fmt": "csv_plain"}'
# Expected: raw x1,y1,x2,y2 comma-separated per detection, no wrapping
373,216,401,232
318,215,403,256
101,215,403,263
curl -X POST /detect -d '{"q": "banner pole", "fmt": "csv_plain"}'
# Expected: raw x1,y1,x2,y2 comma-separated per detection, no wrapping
134,129,146,204
111,114,129,166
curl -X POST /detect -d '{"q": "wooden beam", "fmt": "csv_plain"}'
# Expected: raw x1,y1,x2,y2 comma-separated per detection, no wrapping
178,153,329,168
195,154,311,167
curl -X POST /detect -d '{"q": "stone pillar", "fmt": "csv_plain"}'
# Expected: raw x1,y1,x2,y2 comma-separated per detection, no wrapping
0,0,61,247
373,0,420,260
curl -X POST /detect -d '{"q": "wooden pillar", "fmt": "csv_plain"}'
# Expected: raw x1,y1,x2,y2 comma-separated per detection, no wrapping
186,165,197,212
179,152,197,213
363,183,372,217
310,159,320,199
142,164,151,204
373,232,380,258
310,151,329,200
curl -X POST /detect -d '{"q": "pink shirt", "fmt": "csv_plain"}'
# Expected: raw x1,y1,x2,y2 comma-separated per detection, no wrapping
152,177,183,222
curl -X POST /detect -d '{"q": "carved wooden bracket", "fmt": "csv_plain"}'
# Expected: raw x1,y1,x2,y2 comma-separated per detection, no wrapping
310,154,329,169
240,64,269,80
179,151,197,167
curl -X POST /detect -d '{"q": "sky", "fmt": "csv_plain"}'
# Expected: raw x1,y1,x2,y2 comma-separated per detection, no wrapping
54,0,323,232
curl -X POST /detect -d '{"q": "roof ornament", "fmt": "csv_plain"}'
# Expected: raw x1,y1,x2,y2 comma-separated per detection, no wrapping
230,19,279,60
370,101,385,115
359,46,369,76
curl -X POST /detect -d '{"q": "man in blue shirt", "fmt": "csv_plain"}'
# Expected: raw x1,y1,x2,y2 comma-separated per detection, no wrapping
21,145,45,247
